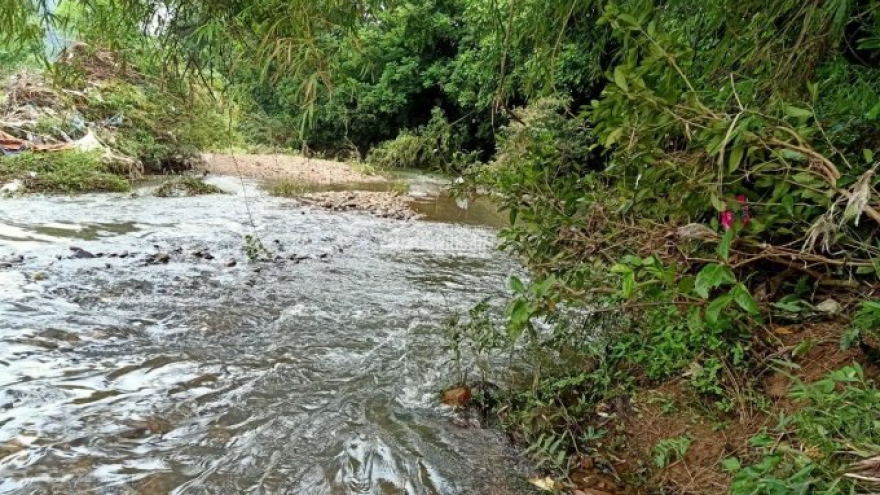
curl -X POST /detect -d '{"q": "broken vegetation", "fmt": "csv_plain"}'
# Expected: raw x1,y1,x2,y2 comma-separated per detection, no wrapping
153,176,223,197
1,43,233,195
0,151,129,194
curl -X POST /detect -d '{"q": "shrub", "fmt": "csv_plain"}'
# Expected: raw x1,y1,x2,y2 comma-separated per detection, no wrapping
153,176,223,197
0,151,130,193
367,108,479,171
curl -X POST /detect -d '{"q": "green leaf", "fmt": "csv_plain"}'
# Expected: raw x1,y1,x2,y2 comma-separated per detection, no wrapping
783,104,813,119
509,276,525,294
622,272,636,298
613,66,629,93
622,255,643,266
728,145,745,173
807,82,818,103
706,294,733,324
508,299,529,322
507,299,531,341
772,296,812,313
749,433,774,448
532,275,556,298
869,101,880,120
611,263,633,274
677,276,695,295
710,192,726,212
718,227,735,261
842,325,862,351
781,149,808,162
721,457,741,473
694,263,736,299
605,127,624,147
782,195,795,215
859,37,880,50
865,149,875,164
792,339,815,357
732,283,760,315
857,265,875,275
617,13,639,29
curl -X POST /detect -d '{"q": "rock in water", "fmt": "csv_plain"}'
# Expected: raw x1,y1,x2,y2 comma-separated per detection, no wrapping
69,247,96,259
441,387,472,407
145,252,170,265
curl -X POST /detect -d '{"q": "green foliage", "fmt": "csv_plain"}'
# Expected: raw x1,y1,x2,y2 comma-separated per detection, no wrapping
525,432,574,473
444,5,880,487
444,298,511,386
590,3,877,248
458,97,598,271
243,234,271,262
653,435,691,468
367,108,479,171
153,176,223,197
0,36,43,73
79,80,231,172
505,274,558,342
843,301,880,350
233,0,496,157
0,151,129,193
268,179,309,198
200,0,611,159
728,365,880,495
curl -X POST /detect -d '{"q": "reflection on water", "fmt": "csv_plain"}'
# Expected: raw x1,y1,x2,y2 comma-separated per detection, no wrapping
261,169,508,228
0,177,534,495
409,195,506,228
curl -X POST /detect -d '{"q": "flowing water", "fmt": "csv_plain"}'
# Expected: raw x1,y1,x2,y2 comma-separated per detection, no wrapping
0,177,535,495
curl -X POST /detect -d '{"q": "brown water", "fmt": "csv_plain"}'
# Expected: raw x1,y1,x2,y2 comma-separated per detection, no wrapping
0,177,534,495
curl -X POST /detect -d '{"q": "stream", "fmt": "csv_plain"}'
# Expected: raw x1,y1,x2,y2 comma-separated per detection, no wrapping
0,176,534,495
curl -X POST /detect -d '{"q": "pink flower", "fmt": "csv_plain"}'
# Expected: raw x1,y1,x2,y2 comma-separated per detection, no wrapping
720,210,735,230
720,195,750,230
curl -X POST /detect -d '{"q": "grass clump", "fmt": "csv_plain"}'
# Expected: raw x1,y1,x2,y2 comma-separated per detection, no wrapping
153,176,223,197
0,151,130,193
728,364,880,495
267,179,309,197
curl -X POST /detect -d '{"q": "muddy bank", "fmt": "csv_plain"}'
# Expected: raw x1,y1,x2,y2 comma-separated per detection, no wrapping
201,153,382,184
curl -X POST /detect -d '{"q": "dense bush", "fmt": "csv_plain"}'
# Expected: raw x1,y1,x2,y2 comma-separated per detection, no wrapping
229,0,614,162
447,0,880,491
